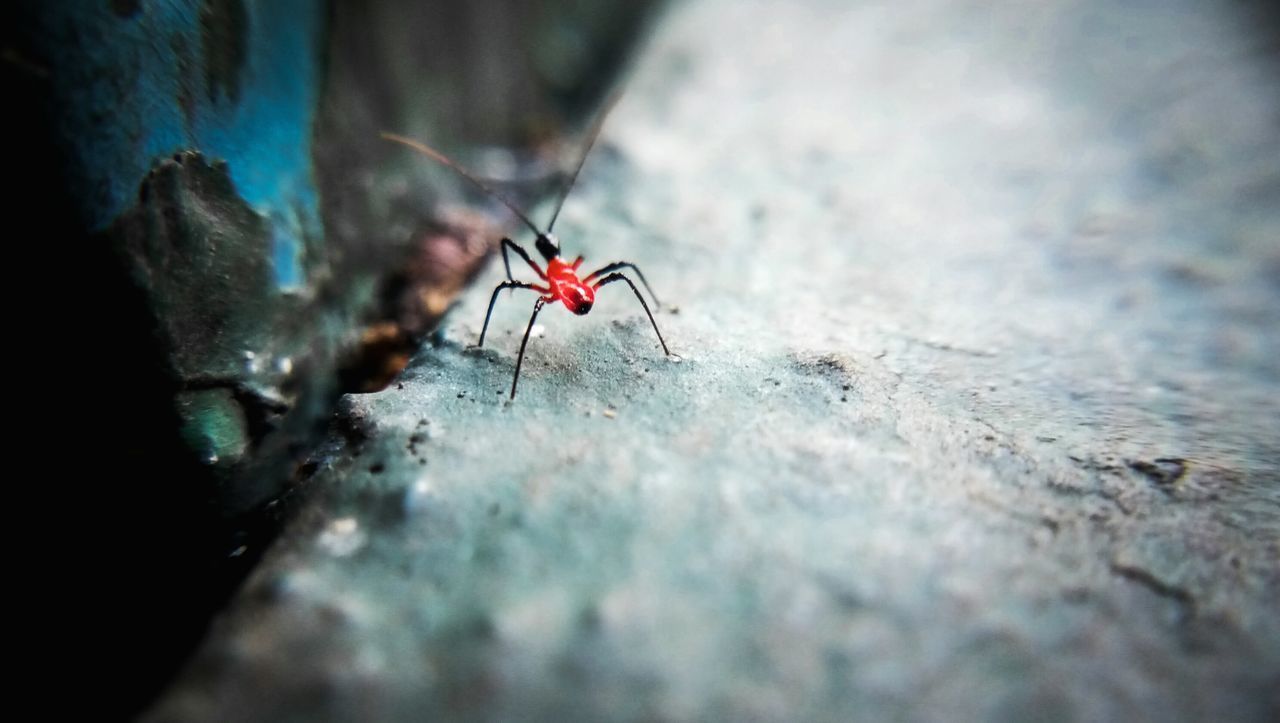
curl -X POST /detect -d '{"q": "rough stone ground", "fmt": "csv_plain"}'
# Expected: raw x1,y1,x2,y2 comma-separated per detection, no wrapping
149,0,1280,720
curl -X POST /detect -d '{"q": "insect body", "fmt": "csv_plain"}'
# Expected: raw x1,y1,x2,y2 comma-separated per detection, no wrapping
382,102,672,399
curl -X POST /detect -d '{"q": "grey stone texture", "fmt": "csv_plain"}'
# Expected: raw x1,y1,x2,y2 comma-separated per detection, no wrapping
150,0,1280,720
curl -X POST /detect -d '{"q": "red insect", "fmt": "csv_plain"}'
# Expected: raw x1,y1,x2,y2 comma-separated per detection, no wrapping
382,103,672,399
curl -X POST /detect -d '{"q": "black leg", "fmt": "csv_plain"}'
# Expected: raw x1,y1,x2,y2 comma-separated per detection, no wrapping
593,272,671,355
584,261,662,308
478,281,546,347
501,238,546,282
511,298,547,399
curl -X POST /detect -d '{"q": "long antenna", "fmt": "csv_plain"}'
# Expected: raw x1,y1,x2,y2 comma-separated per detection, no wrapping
546,91,622,233
381,132,543,237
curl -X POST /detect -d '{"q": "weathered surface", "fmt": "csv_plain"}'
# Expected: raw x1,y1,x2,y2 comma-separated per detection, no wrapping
151,0,1280,720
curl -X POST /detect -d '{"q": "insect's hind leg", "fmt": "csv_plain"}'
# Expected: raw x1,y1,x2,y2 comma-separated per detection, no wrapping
584,262,662,308
501,238,546,282
477,281,545,347
593,272,671,356
510,298,548,399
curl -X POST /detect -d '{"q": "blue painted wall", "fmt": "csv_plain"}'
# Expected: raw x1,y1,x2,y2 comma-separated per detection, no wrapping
37,0,323,289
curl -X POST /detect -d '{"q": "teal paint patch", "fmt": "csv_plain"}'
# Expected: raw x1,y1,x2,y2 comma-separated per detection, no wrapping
176,388,249,466
39,0,324,289
271,218,304,291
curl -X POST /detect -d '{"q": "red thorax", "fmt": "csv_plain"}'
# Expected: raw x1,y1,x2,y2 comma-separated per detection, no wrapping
545,256,594,315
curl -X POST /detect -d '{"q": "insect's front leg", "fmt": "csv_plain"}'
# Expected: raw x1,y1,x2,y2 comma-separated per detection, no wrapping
584,261,662,308
593,272,671,356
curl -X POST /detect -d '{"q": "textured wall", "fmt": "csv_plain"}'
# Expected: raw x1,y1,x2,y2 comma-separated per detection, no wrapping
12,1,661,717
36,1,323,276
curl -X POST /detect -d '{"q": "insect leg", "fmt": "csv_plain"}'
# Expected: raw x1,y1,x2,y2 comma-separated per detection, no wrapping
511,298,548,399
501,238,546,282
593,272,671,355
478,281,547,347
585,262,662,308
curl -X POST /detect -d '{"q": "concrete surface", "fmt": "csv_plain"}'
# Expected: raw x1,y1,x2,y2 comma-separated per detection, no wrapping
148,0,1280,720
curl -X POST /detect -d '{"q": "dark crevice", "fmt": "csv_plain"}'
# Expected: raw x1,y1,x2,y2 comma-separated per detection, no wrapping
1110,562,1196,610
336,214,494,393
